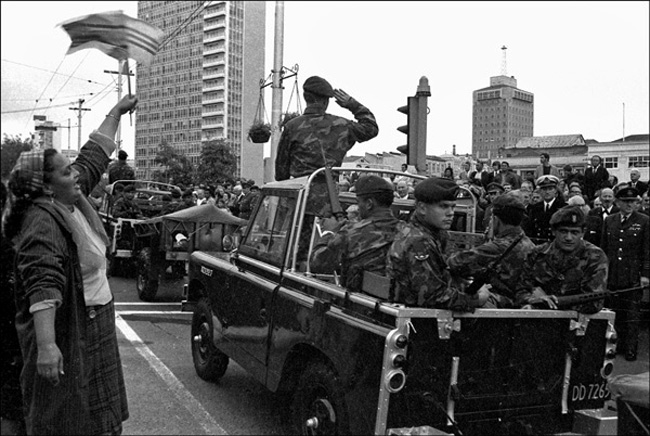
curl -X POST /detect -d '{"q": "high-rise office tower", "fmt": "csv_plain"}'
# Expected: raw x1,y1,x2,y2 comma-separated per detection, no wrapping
472,49,534,160
135,1,265,181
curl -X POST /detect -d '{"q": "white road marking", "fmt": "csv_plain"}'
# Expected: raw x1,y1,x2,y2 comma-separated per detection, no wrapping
115,315,227,435
116,310,192,316
115,302,180,306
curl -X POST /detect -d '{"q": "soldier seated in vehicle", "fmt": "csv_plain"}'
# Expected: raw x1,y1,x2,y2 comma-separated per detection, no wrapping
516,206,609,313
387,177,495,310
310,175,404,294
112,184,144,219
447,192,536,308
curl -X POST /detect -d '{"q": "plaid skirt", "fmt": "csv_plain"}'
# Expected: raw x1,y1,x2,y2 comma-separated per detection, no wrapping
85,299,129,435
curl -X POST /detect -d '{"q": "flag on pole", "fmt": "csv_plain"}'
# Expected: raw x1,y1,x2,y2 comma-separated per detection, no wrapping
58,10,164,65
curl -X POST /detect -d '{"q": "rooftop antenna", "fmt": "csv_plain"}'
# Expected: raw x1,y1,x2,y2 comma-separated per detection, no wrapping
501,45,508,76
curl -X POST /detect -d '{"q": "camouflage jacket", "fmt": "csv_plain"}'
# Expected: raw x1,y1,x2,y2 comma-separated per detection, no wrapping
112,196,143,219
275,99,378,181
447,227,536,307
515,239,609,313
310,208,404,293
108,161,135,184
387,214,462,308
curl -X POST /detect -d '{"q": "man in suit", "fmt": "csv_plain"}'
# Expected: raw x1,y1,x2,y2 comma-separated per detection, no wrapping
523,175,566,243
584,155,610,200
601,186,650,361
627,169,648,195
584,188,618,246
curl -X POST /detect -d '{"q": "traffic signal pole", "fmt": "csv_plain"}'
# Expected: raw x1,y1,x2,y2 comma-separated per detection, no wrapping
396,77,430,175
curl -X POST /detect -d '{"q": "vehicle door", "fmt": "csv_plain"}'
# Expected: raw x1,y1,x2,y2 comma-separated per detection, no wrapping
224,191,296,374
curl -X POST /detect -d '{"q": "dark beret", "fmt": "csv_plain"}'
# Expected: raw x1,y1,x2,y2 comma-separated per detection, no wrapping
550,206,585,228
563,164,572,172
616,186,639,199
118,150,128,159
182,189,194,198
355,175,393,196
536,175,560,187
486,182,505,193
250,185,260,191
303,76,334,98
124,184,135,193
414,177,458,203
171,189,182,199
492,193,526,223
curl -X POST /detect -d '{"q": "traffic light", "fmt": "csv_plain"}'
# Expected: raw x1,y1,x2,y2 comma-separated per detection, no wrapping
396,97,418,165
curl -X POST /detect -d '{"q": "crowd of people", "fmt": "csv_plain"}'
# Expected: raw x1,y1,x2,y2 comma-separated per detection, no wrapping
1,75,648,435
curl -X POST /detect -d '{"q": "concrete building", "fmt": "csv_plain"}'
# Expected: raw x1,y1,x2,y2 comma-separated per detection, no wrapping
135,1,265,182
472,75,534,160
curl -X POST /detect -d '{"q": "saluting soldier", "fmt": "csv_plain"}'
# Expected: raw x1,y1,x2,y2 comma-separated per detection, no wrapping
517,206,609,314
387,177,493,310
448,192,536,307
310,175,405,293
600,186,650,361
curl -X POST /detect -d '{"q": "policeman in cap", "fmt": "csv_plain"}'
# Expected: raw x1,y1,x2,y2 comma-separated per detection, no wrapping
518,205,609,313
449,192,536,307
601,185,649,361
387,177,494,310
311,175,404,293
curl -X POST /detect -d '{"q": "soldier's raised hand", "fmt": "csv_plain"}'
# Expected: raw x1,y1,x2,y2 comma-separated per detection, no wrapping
333,89,352,108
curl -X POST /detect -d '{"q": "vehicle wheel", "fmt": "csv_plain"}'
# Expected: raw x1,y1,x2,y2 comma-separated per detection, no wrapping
191,298,229,382
291,361,349,435
136,248,159,301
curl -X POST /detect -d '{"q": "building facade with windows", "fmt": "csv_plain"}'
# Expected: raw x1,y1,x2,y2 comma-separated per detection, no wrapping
587,134,649,184
472,75,534,160
135,1,265,182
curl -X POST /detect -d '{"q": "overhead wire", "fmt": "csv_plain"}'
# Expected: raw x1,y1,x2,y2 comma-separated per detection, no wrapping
1,58,108,86
22,55,67,131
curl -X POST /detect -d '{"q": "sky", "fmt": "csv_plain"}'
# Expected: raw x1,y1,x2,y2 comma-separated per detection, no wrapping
2,1,649,160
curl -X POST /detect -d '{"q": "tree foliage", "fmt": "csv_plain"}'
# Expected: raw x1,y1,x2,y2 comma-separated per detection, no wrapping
153,140,194,187
1,134,35,180
196,139,237,186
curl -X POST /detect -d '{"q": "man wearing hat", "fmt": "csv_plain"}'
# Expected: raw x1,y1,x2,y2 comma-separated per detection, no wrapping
600,186,649,361
111,184,144,219
517,206,609,314
275,76,378,183
387,177,492,310
481,182,505,233
310,175,405,293
523,175,566,243
448,193,535,307
108,149,135,184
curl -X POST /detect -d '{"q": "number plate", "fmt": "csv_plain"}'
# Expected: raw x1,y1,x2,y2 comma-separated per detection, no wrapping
570,381,610,408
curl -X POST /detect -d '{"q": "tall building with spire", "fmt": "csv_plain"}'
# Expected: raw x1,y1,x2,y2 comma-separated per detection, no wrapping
471,46,534,160
135,1,265,181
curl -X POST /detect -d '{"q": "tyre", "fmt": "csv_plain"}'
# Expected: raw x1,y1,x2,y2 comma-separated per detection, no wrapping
291,361,349,435
136,247,159,301
191,298,229,382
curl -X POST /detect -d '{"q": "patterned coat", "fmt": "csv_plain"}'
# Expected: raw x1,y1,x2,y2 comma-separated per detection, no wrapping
447,227,536,306
515,239,609,313
275,99,379,181
601,211,649,289
387,214,466,308
310,208,404,293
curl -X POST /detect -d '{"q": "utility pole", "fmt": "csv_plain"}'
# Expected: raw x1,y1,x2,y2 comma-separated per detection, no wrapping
104,61,134,151
69,99,90,151
267,1,285,183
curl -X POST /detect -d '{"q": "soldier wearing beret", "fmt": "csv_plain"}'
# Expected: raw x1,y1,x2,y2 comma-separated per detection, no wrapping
516,206,609,314
448,193,536,307
522,175,567,243
108,149,135,185
111,184,144,219
310,175,405,293
600,186,649,361
387,178,493,310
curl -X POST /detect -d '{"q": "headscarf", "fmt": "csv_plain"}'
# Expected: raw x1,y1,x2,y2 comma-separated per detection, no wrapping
9,149,110,269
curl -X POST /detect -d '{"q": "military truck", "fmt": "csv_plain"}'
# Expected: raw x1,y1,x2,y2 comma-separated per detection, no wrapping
183,167,617,435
